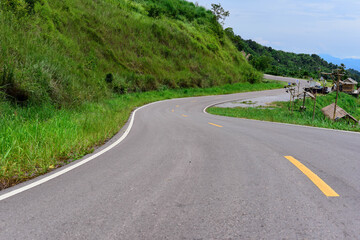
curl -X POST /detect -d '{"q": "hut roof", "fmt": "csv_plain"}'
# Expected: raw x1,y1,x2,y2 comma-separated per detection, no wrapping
322,103,347,120
321,103,358,122
343,78,357,85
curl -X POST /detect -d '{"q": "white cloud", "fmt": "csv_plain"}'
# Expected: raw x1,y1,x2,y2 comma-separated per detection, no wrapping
253,37,270,46
344,56,360,59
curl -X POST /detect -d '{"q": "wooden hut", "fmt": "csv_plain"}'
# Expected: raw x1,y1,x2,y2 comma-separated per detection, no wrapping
321,103,358,123
339,78,358,94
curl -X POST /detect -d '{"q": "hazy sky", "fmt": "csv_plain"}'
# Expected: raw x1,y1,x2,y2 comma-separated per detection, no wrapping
192,0,360,59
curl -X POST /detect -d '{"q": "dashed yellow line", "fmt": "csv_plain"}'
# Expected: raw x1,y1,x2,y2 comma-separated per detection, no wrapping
176,105,180,108
285,156,339,197
171,109,174,112
182,114,188,118
208,122,223,128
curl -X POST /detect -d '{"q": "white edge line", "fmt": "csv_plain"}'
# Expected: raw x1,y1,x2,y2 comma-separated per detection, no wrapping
0,100,166,201
0,95,200,201
203,101,360,136
2,92,359,201
0,94,250,201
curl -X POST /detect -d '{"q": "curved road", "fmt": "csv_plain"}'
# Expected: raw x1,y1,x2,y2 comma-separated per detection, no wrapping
1,81,360,239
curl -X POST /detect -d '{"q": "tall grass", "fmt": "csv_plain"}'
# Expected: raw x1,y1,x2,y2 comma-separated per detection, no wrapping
208,92,360,131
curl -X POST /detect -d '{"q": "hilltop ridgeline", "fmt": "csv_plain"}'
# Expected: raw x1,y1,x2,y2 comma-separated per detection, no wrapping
225,28,360,82
0,0,261,106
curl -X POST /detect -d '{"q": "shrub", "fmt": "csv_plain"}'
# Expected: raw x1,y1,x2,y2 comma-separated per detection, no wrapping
112,77,128,94
105,73,114,84
0,65,29,104
206,43,218,52
0,0,43,15
144,75,159,91
147,3,163,18
163,78,178,89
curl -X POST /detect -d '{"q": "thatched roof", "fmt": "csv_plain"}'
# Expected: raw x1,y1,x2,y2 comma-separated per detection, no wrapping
322,103,347,120
321,103,358,122
342,78,358,85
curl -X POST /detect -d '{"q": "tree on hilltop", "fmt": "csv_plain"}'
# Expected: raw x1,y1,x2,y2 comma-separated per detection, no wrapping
211,3,229,25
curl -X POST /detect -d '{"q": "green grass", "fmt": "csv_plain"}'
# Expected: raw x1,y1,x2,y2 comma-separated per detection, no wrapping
0,0,261,107
208,92,360,132
0,80,283,189
0,0,275,189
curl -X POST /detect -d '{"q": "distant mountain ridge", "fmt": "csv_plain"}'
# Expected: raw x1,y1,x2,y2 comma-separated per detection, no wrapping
225,28,340,79
224,27,360,81
319,54,360,72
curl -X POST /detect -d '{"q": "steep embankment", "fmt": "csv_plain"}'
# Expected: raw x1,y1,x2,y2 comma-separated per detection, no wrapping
0,0,261,106
0,0,266,188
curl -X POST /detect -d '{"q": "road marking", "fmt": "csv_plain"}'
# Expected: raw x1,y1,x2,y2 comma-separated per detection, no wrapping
208,122,223,128
191,100,197,103
182,114,188,117
284,156,339,197
3,90,351,202
171,109,174,112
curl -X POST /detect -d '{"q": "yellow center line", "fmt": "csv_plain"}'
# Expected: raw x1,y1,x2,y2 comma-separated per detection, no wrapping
191,100,197,103
284,156,339,197
176,105,180,108
171,109,174,112
182,114,188,117
208,122,223,128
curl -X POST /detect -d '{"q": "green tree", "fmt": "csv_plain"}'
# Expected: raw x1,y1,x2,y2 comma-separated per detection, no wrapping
339,63,348,80
251,55,271,72
211,3,229,25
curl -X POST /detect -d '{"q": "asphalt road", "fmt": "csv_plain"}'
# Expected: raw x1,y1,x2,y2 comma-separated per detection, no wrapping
1,80,360,239
264,74,308,84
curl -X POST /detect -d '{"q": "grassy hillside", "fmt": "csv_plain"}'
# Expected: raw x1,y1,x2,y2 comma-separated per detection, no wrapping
0,0,268,189
0,0,261,107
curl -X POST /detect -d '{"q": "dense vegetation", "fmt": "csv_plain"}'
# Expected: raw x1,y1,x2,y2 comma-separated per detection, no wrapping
224,28,360,82
208,92,360,132
0,0,267,188
0,0,261,107
348,69,360,83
